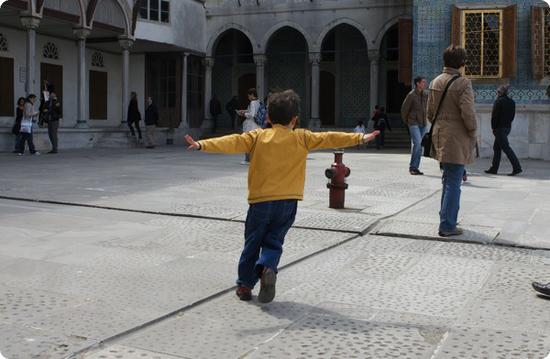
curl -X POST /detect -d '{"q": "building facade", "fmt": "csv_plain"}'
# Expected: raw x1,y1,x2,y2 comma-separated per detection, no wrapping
1,0,549,160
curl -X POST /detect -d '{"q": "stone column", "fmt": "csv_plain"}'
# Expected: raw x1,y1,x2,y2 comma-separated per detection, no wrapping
180,52,189,129
20,16,40,96
254,54,266,101
309,53,321,130
201,57,214,132
368,49,380,119
73,28,91,128
118,37,134,127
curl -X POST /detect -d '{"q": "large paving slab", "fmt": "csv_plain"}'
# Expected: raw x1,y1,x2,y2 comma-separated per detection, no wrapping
79,235,550,359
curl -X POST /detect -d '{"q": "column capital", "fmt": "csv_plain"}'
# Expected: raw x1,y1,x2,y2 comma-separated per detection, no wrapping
118,36,134,51
309,52,321,65
254,54,267,66
182,52,190,58
203,57,214,68
73,27,91,40
20,16,41,30
368,49,380,63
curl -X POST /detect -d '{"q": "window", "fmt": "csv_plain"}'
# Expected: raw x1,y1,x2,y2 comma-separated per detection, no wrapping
140,0,170,23
531,7,550,79
451,5,516,79
43,42,59,60
0,33,7,52
91,52,104,68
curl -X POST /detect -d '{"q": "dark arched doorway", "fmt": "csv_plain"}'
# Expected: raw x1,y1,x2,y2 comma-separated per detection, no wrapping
266,27,309,126
212,29,254,131
320,24,368,127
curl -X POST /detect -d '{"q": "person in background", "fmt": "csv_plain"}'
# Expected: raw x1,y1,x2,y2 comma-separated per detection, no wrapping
354,120,366,134
373,106,392,150
226,96,239,132
485,85,522,176
401,76,428,175
144,96,159,149
11,97,25,154
127,92,142,140
210,94,222,134
236,88,261,165
44,91,61,154
18,94,40,156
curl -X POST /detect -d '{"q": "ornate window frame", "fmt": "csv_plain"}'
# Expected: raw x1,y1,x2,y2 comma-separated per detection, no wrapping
91,51,105,68
0,33,7,52
43,42,59,60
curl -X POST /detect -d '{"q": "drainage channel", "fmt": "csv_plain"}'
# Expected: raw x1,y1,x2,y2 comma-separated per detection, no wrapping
49,189,441,359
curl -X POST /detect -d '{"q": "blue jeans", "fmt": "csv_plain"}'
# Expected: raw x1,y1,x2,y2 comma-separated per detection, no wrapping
409,125,426,171
440,163,465,232
237,199,298,289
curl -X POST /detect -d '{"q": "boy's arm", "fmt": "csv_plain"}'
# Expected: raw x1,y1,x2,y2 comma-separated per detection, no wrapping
186,131,259,154
303,130,378,151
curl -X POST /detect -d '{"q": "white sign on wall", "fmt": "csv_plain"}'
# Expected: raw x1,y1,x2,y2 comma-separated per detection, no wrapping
19,67,26,83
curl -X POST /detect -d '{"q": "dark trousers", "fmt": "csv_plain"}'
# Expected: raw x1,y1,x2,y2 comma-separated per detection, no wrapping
375,129,386,149
18,132,36,154
491,127,521,171
128,120,142,139
237,200,298,289
48,120,59,151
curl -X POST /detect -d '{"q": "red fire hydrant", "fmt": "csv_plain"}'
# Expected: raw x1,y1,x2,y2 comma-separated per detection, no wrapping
325,151,350,209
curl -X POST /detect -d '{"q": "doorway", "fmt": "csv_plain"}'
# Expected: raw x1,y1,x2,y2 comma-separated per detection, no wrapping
146,53,182,128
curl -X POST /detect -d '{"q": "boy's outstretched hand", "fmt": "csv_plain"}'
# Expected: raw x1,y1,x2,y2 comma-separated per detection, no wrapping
185,135,200,150
363,130,380,143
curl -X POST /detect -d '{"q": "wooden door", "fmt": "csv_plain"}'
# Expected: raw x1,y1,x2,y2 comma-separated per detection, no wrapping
320,71,335,126
89,70,108,120
145,53,182,128
40,63,63,116
0,57,14,116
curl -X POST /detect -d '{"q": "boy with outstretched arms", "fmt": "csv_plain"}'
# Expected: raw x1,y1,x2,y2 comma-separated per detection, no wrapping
185,90,378,303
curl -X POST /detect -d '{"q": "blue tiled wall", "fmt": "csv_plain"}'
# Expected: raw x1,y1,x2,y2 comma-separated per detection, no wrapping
413,0,550,104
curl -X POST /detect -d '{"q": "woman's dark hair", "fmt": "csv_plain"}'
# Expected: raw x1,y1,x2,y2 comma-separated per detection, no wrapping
443,45,467,69
17,97,26,106
247,88,257,98
267,90,301,126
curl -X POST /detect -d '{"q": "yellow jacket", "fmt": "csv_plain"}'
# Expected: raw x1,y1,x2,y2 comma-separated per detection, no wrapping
198,125,364,204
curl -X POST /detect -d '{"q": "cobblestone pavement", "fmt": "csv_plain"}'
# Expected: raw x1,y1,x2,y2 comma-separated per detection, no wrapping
0,147,548,358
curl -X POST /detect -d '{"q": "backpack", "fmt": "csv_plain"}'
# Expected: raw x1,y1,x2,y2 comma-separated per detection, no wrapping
254,102,267,127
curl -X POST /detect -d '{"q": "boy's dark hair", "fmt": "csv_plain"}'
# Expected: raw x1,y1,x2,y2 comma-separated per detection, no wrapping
27,94,36,100
247,88,257,98
443,45,467,69
413,76,425,87
267,89,301,126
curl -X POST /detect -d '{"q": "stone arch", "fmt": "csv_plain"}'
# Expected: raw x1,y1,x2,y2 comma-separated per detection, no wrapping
39,0,86,26
316,18,371,52
261,21,312,53
374,15,408,52
207,23,258,58
88,0,132,35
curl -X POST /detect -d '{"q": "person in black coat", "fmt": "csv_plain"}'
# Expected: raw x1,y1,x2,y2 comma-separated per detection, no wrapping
485,85,522,176
43,91,61,153
144,96,159,149
127,92,142,140
11,97,26,153
226,96,239,131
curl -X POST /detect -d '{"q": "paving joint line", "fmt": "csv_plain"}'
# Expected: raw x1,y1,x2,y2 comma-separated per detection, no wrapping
0,195,360,234
62,189,441,359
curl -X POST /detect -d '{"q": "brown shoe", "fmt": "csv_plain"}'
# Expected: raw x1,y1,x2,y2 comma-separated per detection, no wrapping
235,286,252,301
258,268,277,303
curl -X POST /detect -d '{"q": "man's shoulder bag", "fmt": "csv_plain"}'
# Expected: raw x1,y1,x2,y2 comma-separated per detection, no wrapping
422,75,460,158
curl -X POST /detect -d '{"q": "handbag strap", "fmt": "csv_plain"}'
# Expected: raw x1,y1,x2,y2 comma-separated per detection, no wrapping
431,75,461,126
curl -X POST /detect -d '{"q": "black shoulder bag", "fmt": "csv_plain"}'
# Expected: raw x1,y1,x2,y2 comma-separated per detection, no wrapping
422,75,460,158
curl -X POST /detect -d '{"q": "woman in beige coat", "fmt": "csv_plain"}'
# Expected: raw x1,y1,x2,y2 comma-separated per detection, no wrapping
426,45,477,237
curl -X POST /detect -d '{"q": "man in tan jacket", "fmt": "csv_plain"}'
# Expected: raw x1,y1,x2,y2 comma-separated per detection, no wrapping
426,45,477,237
401,76,428,175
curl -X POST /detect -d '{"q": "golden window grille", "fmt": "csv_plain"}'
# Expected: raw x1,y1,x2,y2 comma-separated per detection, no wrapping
544,8,550,76
462,10,503,78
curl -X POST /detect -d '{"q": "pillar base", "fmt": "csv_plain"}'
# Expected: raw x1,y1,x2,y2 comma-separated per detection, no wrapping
119,122,128,129
74,122,89,129
201,118,214,134
308,118,321,130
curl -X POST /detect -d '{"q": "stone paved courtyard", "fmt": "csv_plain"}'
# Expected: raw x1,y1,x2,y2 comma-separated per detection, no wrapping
0,147,549,359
